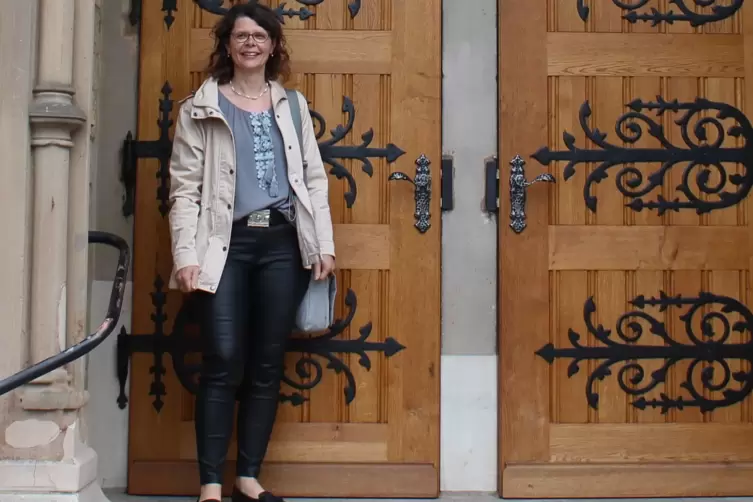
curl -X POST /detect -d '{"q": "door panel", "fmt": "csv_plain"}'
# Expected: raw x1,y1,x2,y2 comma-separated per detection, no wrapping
121,0,441,497
499,0,753,497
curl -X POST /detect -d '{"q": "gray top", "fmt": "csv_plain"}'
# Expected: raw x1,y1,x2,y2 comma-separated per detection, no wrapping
218,92,292,221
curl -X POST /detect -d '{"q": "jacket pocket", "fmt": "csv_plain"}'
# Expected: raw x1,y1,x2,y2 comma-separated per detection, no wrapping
195,205,211,244
199,236,226,288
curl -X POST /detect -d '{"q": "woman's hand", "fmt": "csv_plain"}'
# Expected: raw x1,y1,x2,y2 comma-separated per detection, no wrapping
313,255,335,281
175,265,200,293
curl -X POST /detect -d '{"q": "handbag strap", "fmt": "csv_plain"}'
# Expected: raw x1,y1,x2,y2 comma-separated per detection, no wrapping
286,88,305,162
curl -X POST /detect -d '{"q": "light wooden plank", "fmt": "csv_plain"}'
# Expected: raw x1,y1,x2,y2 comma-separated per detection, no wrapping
549,226,750,270
178,422,389,463
498,0,550,474
270,422,387,442
348,75,386,423
307,75,344,422
129,461,438,497
332,224,390,270
386,0,442,469
548,33,744,77
550,424,753,462
503,462,753,498
190,29,392,74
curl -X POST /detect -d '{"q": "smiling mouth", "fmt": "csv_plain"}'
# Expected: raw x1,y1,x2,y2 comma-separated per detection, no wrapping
241,52,261,57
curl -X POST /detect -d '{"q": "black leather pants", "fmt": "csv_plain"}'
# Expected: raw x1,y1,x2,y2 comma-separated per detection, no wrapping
194,223,310,485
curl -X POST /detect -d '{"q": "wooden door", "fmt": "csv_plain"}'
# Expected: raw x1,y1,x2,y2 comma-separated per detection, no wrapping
121,0,440,497
499,0,753,497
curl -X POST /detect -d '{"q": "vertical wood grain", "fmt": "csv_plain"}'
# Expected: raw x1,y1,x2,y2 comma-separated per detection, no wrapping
499,0,550,486
503,0,753,495
742,0,753,427
386,0,441,473
129,0,441,495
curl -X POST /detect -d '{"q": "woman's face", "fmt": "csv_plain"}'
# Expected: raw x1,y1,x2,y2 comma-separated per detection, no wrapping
227,16,275,75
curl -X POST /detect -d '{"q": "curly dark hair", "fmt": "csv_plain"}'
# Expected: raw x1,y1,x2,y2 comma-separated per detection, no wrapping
206,2,291,84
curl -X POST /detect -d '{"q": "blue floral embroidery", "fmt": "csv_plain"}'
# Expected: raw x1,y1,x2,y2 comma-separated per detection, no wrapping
249,110,278,197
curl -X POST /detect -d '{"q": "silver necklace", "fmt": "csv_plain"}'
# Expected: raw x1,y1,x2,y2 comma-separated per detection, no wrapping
229,81,270,100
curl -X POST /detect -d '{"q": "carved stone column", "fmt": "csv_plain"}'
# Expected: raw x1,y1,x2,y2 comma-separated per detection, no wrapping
0,0,110,500
0,0,36,430
22,0,88,411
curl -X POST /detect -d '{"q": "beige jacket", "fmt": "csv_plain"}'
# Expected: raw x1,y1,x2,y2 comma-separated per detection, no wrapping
167,78,335,293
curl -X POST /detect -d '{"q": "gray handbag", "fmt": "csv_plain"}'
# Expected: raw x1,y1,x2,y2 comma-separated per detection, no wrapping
295,273,337,333
287,89,337,333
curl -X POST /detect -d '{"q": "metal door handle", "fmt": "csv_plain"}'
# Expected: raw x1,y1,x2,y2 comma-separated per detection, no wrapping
388,154,432,234
509,155,555,234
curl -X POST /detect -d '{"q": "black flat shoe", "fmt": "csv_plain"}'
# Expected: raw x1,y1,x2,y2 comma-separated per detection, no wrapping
232,486,285,502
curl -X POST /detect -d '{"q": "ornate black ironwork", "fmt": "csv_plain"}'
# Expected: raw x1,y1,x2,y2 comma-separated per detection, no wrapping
577,0,743,26
116,275,168,412
532,97,753,215
536,291,753,413
129,0,178,29
121,90,403,216
347,0,362,17
508,155,555,234
130,0,363,28
388,154,433,233
194,0,363,21
163,0,178,28
121,81,174,218
282,295,404,405
315,96,406,208
117,286,405,411
276,3,315,21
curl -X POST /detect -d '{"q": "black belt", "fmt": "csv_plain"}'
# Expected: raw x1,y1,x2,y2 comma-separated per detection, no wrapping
234,209,289,228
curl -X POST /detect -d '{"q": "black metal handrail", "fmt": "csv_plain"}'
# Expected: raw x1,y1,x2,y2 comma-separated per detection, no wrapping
0,231,130,396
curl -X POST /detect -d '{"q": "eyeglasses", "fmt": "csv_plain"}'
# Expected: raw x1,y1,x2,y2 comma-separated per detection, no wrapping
231,31,270,44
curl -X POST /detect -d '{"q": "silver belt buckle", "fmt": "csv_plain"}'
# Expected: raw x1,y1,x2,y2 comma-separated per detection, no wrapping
246,209,271,228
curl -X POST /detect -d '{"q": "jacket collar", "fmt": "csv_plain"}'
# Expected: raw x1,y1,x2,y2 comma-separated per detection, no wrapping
188,77,288,117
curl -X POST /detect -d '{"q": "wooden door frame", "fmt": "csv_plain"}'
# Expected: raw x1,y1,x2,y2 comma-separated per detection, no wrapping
497,0,549,495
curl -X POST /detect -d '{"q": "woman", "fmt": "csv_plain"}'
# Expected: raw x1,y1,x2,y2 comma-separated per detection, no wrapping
167,4,336,502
